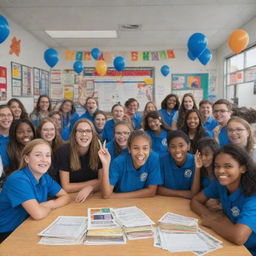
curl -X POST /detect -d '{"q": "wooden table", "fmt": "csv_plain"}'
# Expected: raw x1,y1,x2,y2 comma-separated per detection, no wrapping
0,194,251,256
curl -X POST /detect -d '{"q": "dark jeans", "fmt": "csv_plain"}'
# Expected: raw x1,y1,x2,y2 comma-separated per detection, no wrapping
0,232,11,243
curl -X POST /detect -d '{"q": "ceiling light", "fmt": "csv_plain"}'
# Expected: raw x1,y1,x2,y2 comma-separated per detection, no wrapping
45,30,118,38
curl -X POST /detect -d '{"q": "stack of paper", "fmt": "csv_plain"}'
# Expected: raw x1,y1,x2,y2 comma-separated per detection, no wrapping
154,212,223,255
112,206,155,240
38,216,87,245
85,208,126,245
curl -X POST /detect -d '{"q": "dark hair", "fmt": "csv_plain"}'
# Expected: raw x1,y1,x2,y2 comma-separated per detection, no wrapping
127,130,151,150
7,98,29,119
93,110,107,120
125,98,139,108
177,93,198,129
143,111,171,132
213,144,256,196
231,106,256,124
199,99,213,107
111,103,125,113
49,111,63,129
60,99,76,115
161,94,180,110
167,130,190,146
213,99,232,112
35,95,52,113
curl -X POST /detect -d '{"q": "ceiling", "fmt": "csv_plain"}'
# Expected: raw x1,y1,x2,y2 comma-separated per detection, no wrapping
0,0,256,50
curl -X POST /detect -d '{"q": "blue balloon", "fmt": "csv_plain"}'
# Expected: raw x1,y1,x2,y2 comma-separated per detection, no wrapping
91,48,101,60
198,48,212,65
187,33,208,58
113,56,125,72
187,51,196,61
44,48,59,68
160,65,170,77
73,61,84,74
0,15,10,44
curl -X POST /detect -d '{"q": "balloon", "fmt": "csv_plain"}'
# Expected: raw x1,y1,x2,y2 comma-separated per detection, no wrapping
187,33,208,58
73,61,84,74
228,30,249,54
95,60,107,76
187,51,196,61
160,65,170,77
0,15,10,43
113,56,125,72
198,48,212,65
91,48,101,60
144,78,153,84
44,48,59,68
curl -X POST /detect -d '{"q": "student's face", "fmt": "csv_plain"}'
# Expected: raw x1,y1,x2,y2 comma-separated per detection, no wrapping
24,144,51,178
51,114,62,129
114,124,131,148
94,114,106,131
86,99,97,113
41,122,56,142
127,101,138,114
112,106,124,121
148,117,161,132
200,147,214,168
146,103,156,113
199,103,212,119
62,101,72,113
227,121,249,148
39,97,50,111
166,96,177,110
213,104,231,125
186,112,200,129
10,101,22,119
168,137,189,166
16,123,34,146
214,153,245,192
75,122,93,148
129,136,150,169
0,107,13,130
183,96,194,110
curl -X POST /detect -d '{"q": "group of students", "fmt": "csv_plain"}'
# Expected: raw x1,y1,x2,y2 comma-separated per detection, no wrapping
0,93,256,256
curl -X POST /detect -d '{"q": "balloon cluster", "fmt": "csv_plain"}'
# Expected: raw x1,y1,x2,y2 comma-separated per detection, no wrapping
0,15,10,44
187,33,212,65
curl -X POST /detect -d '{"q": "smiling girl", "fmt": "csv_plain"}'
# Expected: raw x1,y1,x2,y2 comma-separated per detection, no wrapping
79,97,98,122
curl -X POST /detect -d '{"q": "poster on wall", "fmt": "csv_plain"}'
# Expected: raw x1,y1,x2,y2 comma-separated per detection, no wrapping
22,65,32,96
0,66,7,101
50,70,63,101
33,68,40,95
11,62,22,97
40,70,49,95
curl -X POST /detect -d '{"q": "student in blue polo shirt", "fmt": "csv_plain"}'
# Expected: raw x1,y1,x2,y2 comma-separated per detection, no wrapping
159,94,180,127
142,111,171,156
191,144,256,256
158,130,200,199
79,97,98,122
0,139,70,243
93,110,107,141
106,121,133,160
124,98,142,130
99,130,162,198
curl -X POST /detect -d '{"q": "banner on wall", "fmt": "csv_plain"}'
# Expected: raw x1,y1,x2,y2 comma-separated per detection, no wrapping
65,49,175,62
0,66,7,101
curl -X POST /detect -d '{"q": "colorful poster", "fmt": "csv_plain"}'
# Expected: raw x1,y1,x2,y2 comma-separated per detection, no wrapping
0,66,7,101
33,68,40,95
22,65,32,96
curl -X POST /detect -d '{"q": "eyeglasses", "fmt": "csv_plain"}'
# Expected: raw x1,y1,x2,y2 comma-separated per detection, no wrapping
213,109,228,114
227,128,246,134
0,113,13,118
76,129,92,135
42,128,55,132
115,131,130,136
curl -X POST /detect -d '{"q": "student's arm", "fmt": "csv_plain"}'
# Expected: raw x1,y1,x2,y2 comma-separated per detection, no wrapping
157,186,193,199
191,191,252,245
191,151,202,196
22,189,70,220
171,121,177,130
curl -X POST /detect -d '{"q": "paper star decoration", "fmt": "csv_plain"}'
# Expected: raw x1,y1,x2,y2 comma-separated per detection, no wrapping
9,36,21,56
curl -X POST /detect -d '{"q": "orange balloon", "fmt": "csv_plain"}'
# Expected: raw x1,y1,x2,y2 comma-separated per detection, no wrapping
228,30,249,54
95,60,107,76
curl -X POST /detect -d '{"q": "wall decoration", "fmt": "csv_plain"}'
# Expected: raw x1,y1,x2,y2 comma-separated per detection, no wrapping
9,36,21,56
0,66,7,100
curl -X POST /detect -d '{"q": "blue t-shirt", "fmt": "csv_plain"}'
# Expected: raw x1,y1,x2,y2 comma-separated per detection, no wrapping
79,111,94,122
106,140,128,160
203,116,219,132
102,119,115,143
109,151,162,193
0,134,10,167
159,109,177,127
63,112,79,129
131,112,142,130
204,181,256,256
146,129,168,156
218,125,231,147
60,126,71,141
0,167,61,232
201,176,216,189
160,152,195,190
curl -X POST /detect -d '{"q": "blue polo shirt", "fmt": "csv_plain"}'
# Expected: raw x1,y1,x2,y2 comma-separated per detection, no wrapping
102,119,115,143
0,167,61,232
146,130,168,156
0,134,10,167
159,109,177,127
204,181,256,256
79,110,94,122
60,126,71,141
160,152,195,190
63,112,79,128
106,140,128,160
109,151,162,193
218,125,231,146
203,116,219,132
131,112,142,130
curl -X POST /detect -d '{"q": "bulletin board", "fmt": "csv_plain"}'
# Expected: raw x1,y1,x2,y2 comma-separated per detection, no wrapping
50,67,154,112
171,73,209,104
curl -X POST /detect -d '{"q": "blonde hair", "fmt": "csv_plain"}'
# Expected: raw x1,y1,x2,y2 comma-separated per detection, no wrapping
19,139,52,170
70,118,100,171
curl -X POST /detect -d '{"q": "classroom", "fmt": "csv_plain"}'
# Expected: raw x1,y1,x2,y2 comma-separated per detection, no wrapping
0,1,256,256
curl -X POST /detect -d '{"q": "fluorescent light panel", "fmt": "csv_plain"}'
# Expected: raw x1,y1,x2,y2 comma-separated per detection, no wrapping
45,30,117,38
